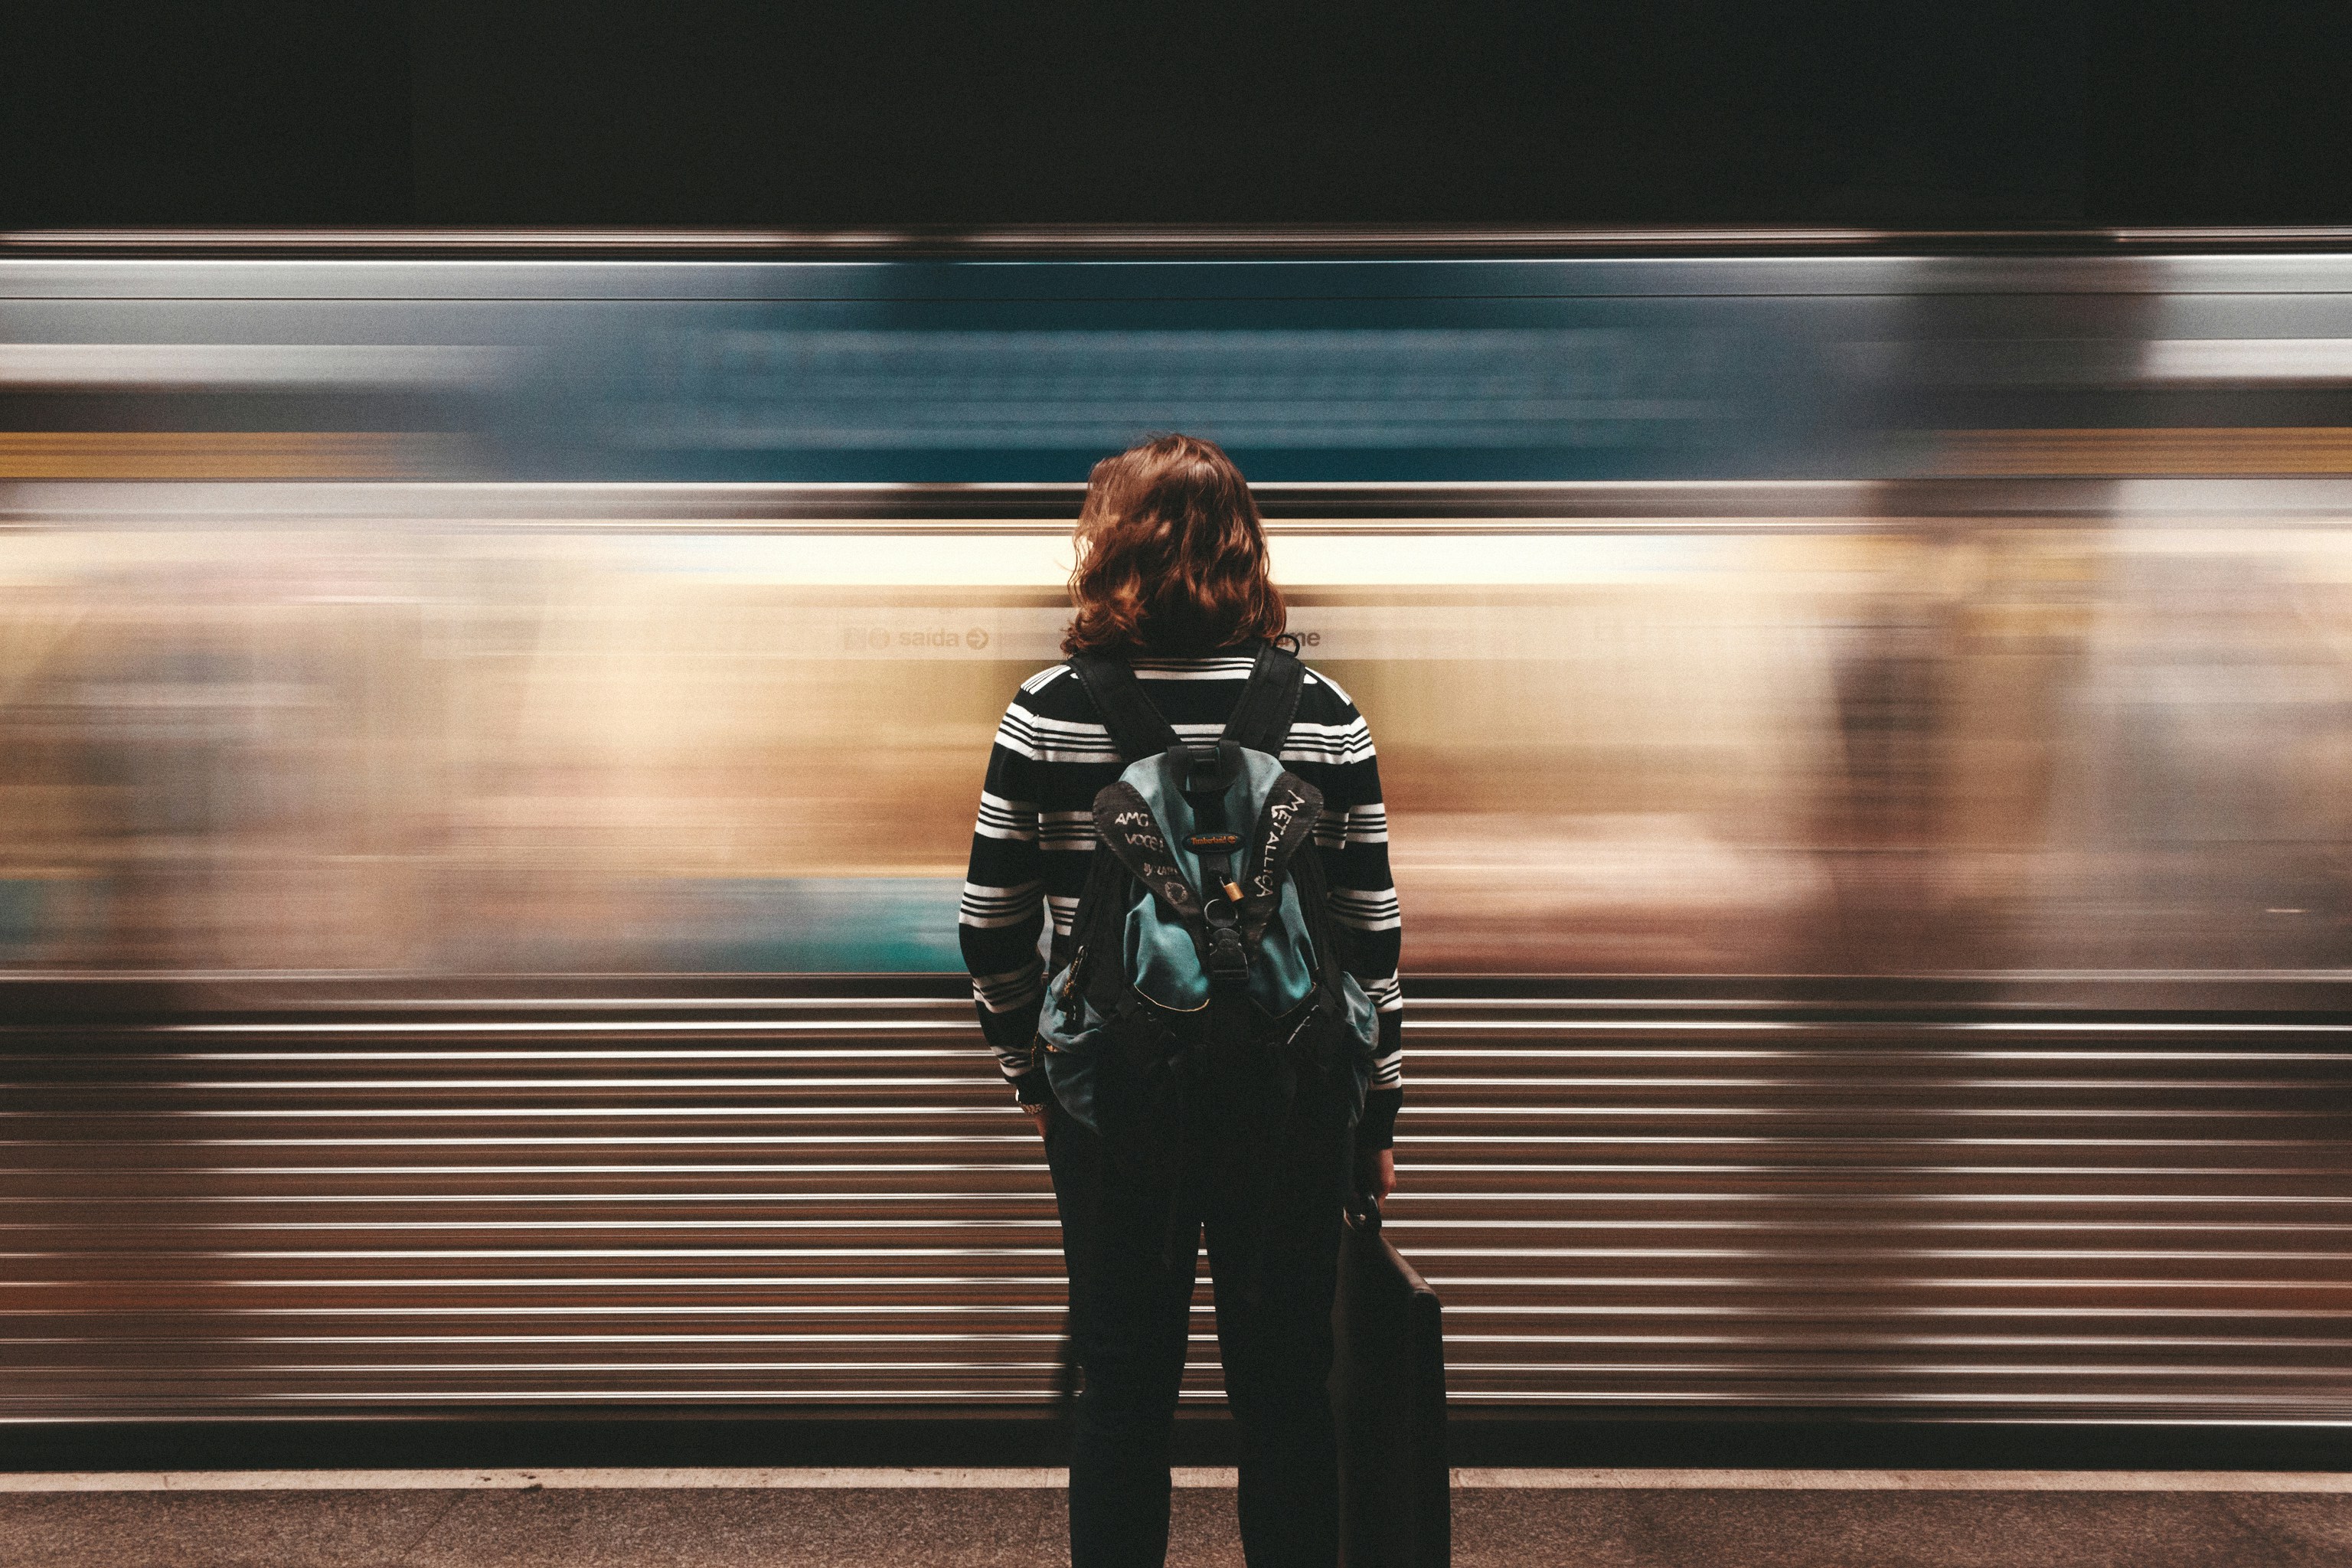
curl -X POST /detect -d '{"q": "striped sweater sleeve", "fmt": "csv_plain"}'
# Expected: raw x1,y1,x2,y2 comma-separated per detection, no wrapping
959,688,1051,1097
1298,682,1405,1150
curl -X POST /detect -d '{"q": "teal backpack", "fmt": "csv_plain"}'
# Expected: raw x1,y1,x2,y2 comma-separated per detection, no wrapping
1034,642,1379,1250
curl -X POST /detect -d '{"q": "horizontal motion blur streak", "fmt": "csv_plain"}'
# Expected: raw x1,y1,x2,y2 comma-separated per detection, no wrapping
4,239,2352,1421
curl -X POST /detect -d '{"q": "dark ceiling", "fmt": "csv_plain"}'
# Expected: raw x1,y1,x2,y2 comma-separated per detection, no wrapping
3,2,2344,230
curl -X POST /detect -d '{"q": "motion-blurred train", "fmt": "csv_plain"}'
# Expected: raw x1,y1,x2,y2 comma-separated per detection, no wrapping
3,232,2349,1425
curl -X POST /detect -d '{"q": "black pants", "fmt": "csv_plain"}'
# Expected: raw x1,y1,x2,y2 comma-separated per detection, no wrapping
1044,1086,1352,1568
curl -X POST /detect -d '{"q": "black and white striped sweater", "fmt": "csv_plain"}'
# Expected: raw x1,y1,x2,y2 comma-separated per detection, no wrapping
958,652,1404,1148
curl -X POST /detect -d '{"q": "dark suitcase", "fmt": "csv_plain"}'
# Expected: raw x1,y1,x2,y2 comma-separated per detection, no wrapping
1331,1196,1450,1568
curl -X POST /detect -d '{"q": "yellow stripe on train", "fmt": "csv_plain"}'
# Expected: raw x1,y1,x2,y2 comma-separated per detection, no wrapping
0,432,456,479
1936,426,2352,475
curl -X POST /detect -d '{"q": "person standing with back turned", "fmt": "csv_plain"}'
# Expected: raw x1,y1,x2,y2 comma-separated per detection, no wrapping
959,434,1405,1568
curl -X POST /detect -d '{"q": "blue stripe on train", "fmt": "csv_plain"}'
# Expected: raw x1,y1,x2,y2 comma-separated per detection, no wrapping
656,878,965,972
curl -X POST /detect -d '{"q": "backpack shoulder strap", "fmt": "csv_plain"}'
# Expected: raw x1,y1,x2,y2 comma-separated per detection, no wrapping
1068,652,1180,765
1220,641,1305,756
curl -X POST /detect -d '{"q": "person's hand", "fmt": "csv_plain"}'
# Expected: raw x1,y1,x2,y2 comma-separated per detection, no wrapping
1355,1147,1396,1202
1021,1102,1053,1139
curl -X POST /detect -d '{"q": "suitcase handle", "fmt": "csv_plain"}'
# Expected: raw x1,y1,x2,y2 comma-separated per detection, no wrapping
1344,1192,1383,1233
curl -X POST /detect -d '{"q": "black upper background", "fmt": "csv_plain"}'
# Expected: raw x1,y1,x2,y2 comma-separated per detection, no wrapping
2,2,2345,230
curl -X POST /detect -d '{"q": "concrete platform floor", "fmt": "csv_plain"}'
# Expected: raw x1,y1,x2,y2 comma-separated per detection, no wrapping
1,1468,2347,1567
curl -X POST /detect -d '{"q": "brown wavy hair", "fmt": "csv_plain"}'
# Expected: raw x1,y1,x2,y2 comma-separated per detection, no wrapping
1062,434,1286,656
